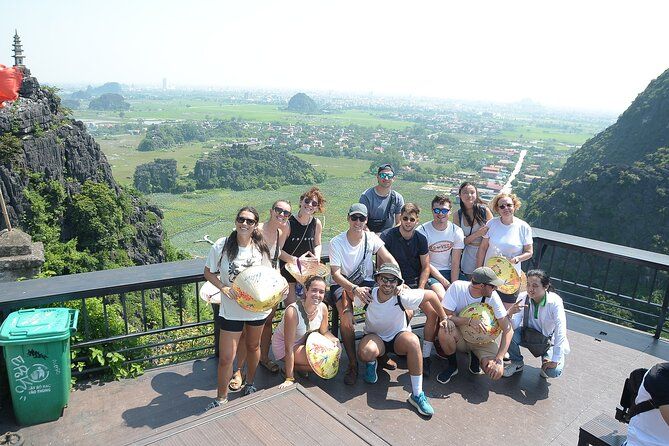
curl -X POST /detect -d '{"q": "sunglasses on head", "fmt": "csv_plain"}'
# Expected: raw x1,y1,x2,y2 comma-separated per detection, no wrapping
402,216,417,222
303,198,319,207
498,203,514,210
273,207,291,217
378,172,394,180
378,276,399,284
433,208,450,215
350,214,367,222
236,216,257,225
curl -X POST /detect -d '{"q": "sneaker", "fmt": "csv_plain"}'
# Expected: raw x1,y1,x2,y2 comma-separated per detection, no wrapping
503,361,524,377
436,363,459,384
379,353,397,370
243,384,257,396
344,366,358,386
408,391,434,417
363,360,378,384
468,352,484,375
204,398,227,411
422,357,432,378
433,338,447,360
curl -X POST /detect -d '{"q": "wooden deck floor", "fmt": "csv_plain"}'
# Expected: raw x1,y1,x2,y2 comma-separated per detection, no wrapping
1,312,668,446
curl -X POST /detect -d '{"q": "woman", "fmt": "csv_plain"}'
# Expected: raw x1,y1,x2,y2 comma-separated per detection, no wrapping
204,206,272,409
477,193,533,307
454,182,493,278
272,275,338,388
230,200,292,385
279,187,325,301
503,269,570,379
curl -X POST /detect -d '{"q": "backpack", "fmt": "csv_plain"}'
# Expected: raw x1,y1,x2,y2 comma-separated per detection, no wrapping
364,294,410,325
615,367,657,423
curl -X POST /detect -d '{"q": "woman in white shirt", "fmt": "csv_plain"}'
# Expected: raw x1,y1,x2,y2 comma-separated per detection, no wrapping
477,193,533,307
272,276,338,388
203,206,273,409
503,269,570,378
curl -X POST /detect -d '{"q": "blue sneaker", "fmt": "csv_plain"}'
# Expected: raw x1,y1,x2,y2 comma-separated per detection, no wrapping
436,363,458,384
408,391,434,417
363,360,378,384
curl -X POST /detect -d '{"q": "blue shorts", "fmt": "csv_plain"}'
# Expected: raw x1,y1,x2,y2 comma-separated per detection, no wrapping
427,269,466,286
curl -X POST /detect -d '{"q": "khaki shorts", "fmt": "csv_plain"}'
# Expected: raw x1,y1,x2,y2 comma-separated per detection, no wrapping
453,326,500,359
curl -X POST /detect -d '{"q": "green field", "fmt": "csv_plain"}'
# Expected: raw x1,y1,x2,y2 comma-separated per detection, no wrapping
499,126,596,145
148,156,441,258
74,100,413,130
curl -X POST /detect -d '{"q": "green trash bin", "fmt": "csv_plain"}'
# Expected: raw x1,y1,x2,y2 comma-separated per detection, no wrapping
0,308,79,425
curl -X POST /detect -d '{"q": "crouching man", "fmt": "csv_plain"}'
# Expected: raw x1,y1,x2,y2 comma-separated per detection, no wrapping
436,266,513,384
356,263,448,417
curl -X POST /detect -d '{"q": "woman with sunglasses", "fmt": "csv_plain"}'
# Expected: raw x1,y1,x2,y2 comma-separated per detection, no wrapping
454,182,493,278
279,187,325,302
231,200,293,382
204,206,272,409
477,193,533,308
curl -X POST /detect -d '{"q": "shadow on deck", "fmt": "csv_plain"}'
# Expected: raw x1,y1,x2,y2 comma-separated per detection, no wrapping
2,312,668,446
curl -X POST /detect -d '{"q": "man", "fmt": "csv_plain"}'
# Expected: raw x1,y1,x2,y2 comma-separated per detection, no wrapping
380,203,440,377
626,362,669,446
356,263,448,417
360,163,405,234
329,203,397,385
419,195,465,300
436,267,513,384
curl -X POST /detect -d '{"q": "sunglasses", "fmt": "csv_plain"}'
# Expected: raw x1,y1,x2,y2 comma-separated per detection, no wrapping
378,276,399,284
378,172,395,180
235,216,257,225
433,208,450,215
350,214,367,222
402,216,417,222
273,207,291,217
303,198,319,207
498,204,514,209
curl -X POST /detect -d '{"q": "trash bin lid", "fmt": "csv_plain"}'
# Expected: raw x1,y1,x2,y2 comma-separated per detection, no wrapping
0,308,76,345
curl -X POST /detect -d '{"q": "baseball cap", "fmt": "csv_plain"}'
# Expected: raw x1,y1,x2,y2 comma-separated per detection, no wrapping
374,263,404,286
471,267,505,287
377,163,394,174
348,203,368,217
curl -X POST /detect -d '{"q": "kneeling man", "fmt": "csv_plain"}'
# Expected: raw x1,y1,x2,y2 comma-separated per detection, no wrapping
356,263,448,417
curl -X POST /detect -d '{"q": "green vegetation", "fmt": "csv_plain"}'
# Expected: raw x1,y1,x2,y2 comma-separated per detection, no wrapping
134,158,181,193
193,144,326,190
138,122,207,151
287,92,319,113
89,93,130,111
0,132,23,162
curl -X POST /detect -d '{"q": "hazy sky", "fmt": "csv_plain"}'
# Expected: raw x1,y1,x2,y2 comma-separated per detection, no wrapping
3,0,668,112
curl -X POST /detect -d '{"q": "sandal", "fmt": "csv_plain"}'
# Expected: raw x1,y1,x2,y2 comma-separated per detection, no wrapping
228,369,245,392
260,358,280,373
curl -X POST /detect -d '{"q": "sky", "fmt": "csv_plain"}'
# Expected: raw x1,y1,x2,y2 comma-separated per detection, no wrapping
2,0,668,113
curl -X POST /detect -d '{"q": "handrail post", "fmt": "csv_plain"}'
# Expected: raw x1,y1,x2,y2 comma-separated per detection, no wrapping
654,282,669,339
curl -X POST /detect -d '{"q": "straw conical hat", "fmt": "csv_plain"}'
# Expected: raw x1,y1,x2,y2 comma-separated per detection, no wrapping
459,302,501,344
199,281,221,304
486,256,521,294
285,262,330,284
305,332,341,379
232,265,288,312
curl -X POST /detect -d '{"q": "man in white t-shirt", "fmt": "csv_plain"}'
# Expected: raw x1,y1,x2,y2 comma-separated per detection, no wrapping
419,195,465,302
626,362,669,446
356,263,448,417
329,203,397,385
436,267,513,384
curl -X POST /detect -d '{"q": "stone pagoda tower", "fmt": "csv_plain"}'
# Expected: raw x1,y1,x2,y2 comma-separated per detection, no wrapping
13,29,25,67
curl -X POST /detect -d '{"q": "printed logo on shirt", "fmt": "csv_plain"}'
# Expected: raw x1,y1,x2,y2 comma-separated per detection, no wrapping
428,241,453,253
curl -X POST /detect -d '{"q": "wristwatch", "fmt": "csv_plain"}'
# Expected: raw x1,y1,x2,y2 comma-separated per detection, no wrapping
494,358,503,366
351,285,358,294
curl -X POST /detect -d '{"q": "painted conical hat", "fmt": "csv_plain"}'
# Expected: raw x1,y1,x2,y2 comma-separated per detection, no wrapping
285,262,330,284
305,332,341,379
458,302,502,344
486,256,521,294
232,265,288,312
519,271,527,293
199,281,221,304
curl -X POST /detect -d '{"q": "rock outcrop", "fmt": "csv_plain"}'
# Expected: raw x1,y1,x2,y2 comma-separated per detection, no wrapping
0,70,166,265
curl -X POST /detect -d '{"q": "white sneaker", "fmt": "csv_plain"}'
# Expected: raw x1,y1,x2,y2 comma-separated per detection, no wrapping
503,361,524,377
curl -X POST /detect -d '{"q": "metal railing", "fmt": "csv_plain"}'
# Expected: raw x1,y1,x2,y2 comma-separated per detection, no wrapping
1,228,667,378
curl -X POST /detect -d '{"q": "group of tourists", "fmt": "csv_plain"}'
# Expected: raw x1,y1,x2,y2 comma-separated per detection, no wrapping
203,163,571,418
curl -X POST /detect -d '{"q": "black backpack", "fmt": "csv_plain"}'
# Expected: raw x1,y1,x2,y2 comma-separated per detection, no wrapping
615,367,657,423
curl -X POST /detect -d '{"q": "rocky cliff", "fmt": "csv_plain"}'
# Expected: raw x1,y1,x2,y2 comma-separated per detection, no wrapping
0,70,166,267
524,68,669,254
